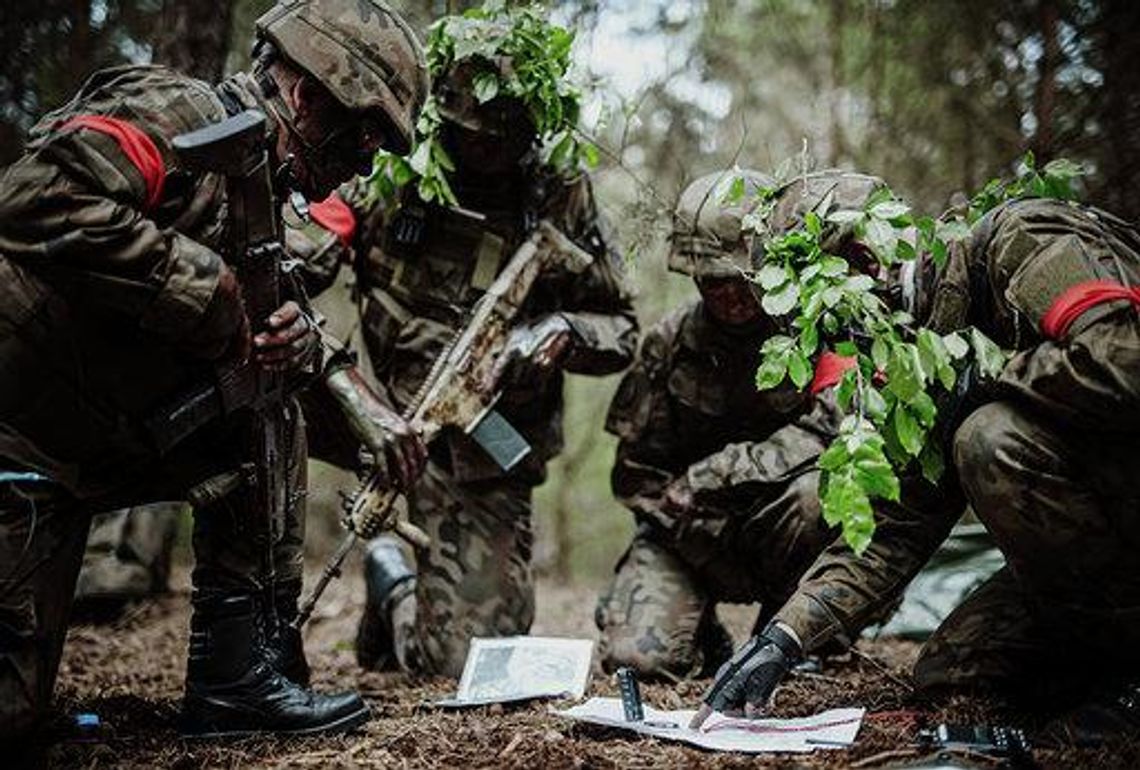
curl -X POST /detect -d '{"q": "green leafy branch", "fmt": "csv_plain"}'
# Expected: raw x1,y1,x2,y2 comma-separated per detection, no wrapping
737,153,1087,554
367,2,596,207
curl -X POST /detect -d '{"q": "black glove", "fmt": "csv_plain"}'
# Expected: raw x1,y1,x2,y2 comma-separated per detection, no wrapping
690,622,802,728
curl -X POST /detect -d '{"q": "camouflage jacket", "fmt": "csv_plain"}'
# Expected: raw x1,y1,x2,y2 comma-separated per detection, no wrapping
345,165,638,483
0,64,279,496
606,299,836,534
775,197,1140,652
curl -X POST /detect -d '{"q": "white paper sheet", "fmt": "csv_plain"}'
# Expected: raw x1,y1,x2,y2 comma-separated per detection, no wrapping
437,636,594,708
554,697,864,753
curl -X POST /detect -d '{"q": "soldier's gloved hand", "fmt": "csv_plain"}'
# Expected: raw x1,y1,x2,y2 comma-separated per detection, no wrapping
689,622,802,729
483,314,575,394
253,301,321,373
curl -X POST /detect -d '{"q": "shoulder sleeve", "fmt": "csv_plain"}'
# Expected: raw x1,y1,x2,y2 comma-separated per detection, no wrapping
0,76,239,358
774,475,964,652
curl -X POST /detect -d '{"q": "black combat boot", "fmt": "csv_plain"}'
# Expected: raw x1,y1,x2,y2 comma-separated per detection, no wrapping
182,593,368,738
355,537,415,671
266,579,311,687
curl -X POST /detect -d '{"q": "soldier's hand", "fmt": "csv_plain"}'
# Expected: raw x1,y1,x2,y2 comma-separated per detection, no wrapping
364,402,428,492
484,314,574,394
661,478,695,519
689,622,802,730
253,301,320,372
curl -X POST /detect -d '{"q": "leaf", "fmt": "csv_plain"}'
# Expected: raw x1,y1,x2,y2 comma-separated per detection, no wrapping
788,350,811,389
805,211,823,236
943,331,969,359
761,334,796,355
818,440,849,471
826,209,864,225
871,337,890,371
762,281,800,317
864,385,888,420
472,71,500,103
910,391,938,428
870,200,911,220
893,402,924,457
917,329,950,379
970,328,1008,379
918,442,945,483
843,274,875,293
799,322,819,356
755,354,788,390
820,256,848,277
1043,157,1085,179
757,263,789,290
886,344,923,401
864,218,898,262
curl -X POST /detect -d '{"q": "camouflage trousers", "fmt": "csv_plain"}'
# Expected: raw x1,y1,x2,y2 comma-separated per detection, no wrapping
914,397,1140,701
0,402,308,742
386,460,535,678
595,471,833,680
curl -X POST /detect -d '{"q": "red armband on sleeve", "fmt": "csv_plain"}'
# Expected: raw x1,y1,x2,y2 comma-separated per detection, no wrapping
809,350,858,395
59,115,166,212
1040,279,1140,340
309,193,357,247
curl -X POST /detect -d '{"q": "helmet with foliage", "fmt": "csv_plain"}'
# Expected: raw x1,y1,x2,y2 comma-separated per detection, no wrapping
758,170,889,259
669,169,777,279
255,0,429,154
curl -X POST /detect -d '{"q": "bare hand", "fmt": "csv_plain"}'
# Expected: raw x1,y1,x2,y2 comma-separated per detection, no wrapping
253,301,320,372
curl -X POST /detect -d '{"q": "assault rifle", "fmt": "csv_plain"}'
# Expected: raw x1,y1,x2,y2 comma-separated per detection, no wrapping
293,219,595,629
164,110,289,598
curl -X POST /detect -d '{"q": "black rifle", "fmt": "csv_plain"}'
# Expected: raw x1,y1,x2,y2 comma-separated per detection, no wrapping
167,109,288,599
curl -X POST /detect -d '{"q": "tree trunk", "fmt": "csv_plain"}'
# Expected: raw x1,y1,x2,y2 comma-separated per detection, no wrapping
1030,0,1060,161
1097,0,1140,220
153,0,235,82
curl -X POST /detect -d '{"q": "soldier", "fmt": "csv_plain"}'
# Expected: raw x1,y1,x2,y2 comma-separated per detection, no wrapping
692,176,1140,745
0,0,428,744
595,169,843,679
353,13,638,678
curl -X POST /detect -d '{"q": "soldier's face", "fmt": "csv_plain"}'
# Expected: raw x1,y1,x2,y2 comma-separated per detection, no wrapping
282,77,387,199
697,277,763,326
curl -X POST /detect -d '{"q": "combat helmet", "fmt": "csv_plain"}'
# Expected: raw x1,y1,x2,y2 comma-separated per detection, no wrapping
758,170,888,259
255,0,430,154
669,169,777,279
435,58,531,137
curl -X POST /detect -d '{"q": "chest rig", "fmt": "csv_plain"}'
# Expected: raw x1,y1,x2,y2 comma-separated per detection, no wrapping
367,180,542,318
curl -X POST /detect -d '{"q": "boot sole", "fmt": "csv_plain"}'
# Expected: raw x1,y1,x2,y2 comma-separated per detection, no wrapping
181,702,370,740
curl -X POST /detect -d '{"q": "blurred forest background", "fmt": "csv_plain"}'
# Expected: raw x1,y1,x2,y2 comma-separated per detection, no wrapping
4,0,1138,583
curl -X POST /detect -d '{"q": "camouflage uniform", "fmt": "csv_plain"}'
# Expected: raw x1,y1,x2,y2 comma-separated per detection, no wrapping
0,64,317,738
70,204,349,613
771,198,1140,702
350,167,638,676
596,300,842,678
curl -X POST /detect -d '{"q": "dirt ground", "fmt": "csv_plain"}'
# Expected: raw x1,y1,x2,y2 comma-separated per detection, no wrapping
45,558,1139,769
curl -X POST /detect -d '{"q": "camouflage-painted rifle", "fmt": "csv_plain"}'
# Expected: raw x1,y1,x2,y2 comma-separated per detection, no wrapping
293,219,595,629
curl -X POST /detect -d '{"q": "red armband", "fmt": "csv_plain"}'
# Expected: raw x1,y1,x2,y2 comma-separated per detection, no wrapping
809,350,858,395
309,193,357,247
1040,279,1140,340
59,115,166,211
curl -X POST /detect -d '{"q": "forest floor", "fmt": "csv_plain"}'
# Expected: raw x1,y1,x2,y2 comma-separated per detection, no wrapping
44,558,1139,770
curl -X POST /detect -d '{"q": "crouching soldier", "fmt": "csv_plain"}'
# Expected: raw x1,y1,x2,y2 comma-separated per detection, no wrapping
596,170,855,679
694,175,1140,746
0,0,427,744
